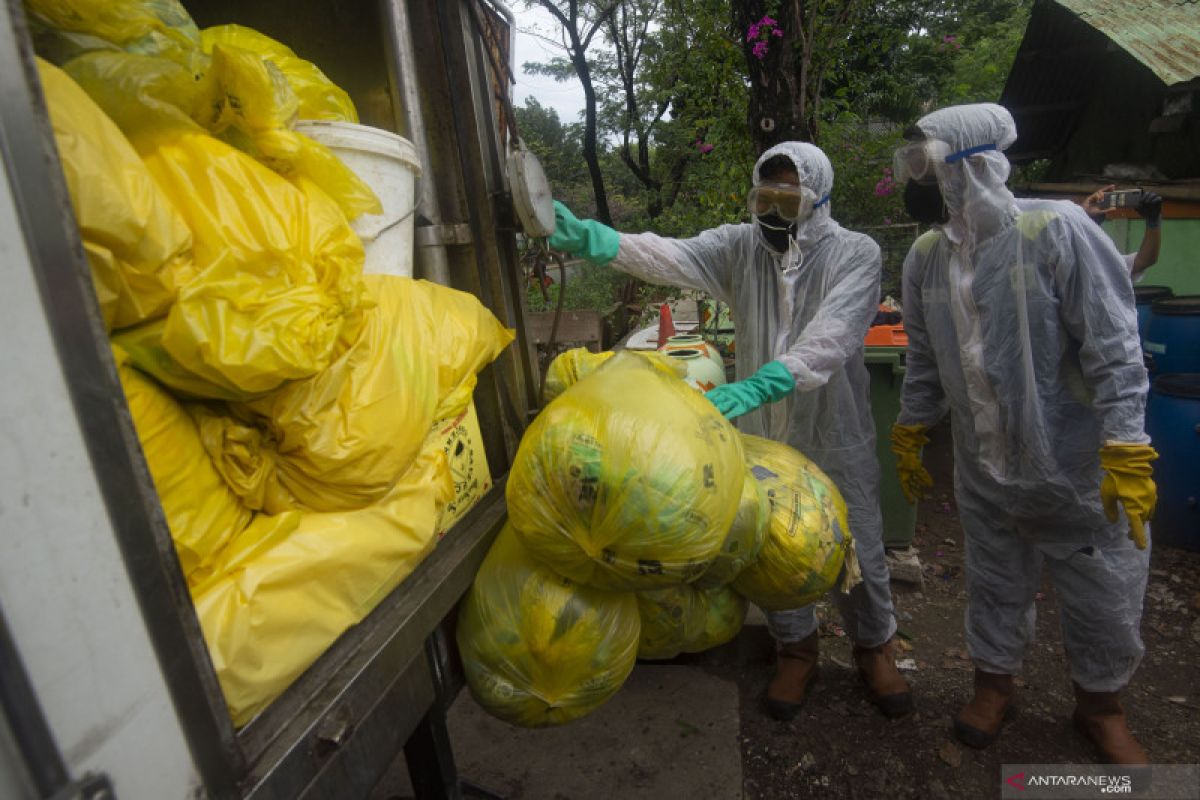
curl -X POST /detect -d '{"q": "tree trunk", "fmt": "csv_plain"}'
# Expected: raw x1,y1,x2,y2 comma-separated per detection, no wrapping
570,48,612,225
733,0,816,154
538,1,614,225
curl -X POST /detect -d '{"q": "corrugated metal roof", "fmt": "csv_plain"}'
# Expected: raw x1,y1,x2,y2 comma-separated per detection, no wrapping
1056,0,1200,85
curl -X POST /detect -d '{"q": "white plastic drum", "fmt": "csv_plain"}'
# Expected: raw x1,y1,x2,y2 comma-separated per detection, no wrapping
295,120,422,276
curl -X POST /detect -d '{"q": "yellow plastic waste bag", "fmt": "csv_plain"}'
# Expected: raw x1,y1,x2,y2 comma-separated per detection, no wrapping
508,352,744,591
39,57,194,331
636,584,746,660
404,277,516,419
70,51,369,400
194,43,379,220
200,25,358,123
196,275,513,513
61,50,201,140
192,447,453,727
692,467,769,590
542,347,684,404
457,526,640,728
732,435,859,612
194,43,299,163
113,346,251,581
26,0,202,70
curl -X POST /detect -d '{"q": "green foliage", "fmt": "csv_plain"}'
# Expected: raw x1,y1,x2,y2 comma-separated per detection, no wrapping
825,0,1032,123
824,118,907,229
514,98,591,210
519,0,1033,317
526,263,627,313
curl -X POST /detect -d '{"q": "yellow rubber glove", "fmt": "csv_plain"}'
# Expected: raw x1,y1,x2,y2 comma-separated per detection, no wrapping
1099,443,1158,550
890,423,934,504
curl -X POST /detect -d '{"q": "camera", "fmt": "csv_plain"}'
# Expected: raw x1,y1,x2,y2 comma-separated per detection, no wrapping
1099,189,1143,210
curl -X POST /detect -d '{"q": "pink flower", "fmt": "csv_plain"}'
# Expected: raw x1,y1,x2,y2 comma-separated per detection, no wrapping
695,140,714,154
746,24,760,41
943,35,956,43
772,28,783,37
752,40,769,59
760,15,777,27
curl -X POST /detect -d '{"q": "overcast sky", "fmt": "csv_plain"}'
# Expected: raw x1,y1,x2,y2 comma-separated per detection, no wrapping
510,5,588,124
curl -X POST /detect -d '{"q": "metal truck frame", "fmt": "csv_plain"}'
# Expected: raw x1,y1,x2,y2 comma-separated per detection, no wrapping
0,1,536,796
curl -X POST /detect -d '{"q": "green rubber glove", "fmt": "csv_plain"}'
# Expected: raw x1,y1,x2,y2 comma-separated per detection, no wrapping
704,361,794,420
548,201,620,265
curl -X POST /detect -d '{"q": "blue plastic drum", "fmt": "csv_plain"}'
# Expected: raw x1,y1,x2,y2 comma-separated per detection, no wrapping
1144,296,1200,375
1145,374,1200,551
1133,285,1173,340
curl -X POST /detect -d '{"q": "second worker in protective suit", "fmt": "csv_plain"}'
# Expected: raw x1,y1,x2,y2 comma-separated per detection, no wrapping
890,103,1157,764
549,141,913,721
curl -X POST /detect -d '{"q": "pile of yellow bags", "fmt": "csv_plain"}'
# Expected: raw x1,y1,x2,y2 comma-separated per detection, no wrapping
36,10,517,727
460,350,859,728
193,448,454,725
32,0,383,399
193,275,512,513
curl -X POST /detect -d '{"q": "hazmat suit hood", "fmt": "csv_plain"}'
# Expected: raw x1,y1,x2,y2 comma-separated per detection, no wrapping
752,141,838,260
912,103,1018,249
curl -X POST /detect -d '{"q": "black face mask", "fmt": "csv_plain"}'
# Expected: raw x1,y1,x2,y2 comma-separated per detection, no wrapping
756,213,797,253
903,179,949,225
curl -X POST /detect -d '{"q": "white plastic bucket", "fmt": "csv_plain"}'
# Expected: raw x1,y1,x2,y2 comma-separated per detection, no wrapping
295,120,422,277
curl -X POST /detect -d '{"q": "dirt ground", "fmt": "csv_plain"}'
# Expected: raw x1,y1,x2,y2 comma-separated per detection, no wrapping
696,419,1200,799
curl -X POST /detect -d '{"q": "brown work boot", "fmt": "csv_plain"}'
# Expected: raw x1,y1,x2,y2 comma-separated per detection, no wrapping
852,638,914,718
1072,683,1149,764
765,632,819,721
953,670,1016,749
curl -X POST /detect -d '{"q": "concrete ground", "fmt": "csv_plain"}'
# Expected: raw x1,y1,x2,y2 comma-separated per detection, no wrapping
446,665,743,799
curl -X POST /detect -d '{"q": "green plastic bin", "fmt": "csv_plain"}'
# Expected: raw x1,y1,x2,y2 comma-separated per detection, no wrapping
864,345,918,549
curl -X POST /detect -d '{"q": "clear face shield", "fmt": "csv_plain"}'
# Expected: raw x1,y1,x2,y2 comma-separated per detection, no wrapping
747,182,823,223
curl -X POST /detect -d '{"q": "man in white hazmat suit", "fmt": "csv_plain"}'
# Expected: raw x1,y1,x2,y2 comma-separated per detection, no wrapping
548,141,913,721
889,103,1158,763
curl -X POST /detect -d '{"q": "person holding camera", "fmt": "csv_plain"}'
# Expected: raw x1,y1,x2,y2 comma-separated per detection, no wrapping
1079,185,1163,282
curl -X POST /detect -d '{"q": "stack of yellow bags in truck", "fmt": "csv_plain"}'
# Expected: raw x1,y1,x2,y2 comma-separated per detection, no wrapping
30,0,514,726
459,350,862,728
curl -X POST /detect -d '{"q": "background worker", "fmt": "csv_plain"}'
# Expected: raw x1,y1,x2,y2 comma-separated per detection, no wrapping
548,141,913,722
1078,184,1164,281
890,103,1156,764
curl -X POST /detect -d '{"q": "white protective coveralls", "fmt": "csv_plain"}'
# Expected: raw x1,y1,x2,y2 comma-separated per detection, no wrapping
609,141,897,648
896,104,1151,691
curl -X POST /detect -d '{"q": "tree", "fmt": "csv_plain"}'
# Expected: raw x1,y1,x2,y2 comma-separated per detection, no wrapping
732,0,871,150
513,97,589,207
523,1,620,224
592,0,747,221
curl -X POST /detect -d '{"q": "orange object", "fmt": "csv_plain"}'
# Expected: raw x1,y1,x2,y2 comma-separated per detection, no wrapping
864,324,908,347
657,303,676,347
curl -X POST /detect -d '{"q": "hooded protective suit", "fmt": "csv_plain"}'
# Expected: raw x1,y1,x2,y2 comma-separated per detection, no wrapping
608,141,896,648
896,104,1150,691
